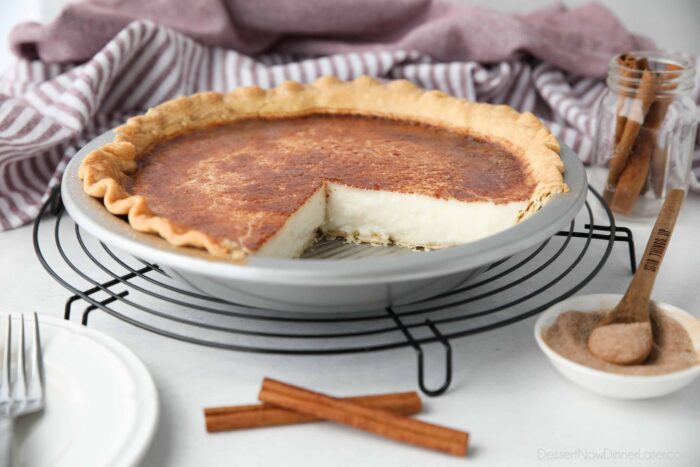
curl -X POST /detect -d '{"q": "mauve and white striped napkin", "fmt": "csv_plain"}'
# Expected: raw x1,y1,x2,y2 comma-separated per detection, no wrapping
1,2,699,230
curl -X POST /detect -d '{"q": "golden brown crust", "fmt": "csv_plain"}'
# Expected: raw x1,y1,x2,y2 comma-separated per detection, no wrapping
79,76,567,261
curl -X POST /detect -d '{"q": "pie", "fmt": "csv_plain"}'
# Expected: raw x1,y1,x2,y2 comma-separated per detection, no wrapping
79,76,567,262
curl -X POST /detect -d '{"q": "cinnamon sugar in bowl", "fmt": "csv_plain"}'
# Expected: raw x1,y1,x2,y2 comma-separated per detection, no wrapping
534,294,700,399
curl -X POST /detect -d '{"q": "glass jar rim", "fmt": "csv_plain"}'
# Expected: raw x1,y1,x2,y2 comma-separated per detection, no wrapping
608,51,695,94
609,51,695,75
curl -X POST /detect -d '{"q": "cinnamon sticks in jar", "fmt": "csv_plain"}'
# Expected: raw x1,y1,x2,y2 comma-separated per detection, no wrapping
603,54,684,215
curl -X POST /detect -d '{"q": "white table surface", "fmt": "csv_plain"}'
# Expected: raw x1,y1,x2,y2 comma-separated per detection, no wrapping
1,168,699,467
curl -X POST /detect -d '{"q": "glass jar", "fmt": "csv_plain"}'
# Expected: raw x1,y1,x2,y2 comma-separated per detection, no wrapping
592,51,697,219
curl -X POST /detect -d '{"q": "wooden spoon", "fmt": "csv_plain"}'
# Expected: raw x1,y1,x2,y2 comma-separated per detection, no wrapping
588,189,685,365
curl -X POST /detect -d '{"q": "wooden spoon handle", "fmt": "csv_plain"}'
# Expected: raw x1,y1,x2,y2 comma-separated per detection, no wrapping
616,189,684,322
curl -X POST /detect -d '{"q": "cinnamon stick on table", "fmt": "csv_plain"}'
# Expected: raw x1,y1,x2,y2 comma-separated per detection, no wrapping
205,391,422,432
258,378,469,456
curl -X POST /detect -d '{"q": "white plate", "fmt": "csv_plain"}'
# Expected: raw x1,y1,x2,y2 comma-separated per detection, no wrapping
4,314,158,467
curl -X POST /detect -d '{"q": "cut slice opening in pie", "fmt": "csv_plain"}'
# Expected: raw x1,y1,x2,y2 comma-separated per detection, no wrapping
79,76,568,262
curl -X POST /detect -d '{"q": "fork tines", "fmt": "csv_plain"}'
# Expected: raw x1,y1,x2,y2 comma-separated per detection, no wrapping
0,313,45,416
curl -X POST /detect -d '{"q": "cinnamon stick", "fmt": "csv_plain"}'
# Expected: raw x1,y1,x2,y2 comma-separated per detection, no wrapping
604,66,657,203
205,391,422,432
644,65,681,129
611,63,682,212
258,378,469,456
610,127,655,214
613,55,647,144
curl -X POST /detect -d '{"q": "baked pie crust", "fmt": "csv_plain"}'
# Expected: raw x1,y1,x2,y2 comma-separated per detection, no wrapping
79,76,567,262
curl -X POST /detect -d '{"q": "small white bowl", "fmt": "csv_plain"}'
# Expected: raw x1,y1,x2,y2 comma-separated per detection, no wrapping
534,294,700,399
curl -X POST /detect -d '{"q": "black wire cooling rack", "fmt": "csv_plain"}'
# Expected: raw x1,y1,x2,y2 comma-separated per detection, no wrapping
34,186,636,396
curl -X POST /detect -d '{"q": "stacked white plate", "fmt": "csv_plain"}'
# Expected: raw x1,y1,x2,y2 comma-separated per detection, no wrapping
8,314,158,467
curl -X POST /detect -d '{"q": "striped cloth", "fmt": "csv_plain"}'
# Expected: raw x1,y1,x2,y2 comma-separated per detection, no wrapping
0,20,698,230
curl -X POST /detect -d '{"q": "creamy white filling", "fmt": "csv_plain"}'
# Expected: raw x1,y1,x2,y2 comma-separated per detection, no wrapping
256,188,326,258
256,182,526,258
325,183,526,248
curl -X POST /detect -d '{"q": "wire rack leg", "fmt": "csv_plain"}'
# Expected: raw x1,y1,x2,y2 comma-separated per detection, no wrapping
64,295,82,320
81,291,129,325
386,307,453,397
64,267,150,322
585,225,636,273
555,224,637,273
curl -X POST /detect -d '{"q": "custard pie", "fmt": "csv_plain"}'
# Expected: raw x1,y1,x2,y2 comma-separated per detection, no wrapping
79,76,567,261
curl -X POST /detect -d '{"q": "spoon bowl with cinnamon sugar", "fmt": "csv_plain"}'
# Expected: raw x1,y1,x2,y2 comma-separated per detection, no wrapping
586,189,685,365
535,294,700,400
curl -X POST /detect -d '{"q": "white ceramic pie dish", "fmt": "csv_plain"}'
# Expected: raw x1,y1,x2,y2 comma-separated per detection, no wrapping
535,294,700,399
62,131,587,313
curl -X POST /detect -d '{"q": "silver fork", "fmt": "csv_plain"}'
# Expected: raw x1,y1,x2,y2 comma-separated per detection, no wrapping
0,314,45,467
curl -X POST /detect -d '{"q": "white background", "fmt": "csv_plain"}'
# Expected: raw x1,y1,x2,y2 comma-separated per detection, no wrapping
1,2,700,467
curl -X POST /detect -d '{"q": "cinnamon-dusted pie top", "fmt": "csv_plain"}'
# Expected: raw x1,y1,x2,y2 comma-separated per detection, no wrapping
79,76,568,262
134,114,536,252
